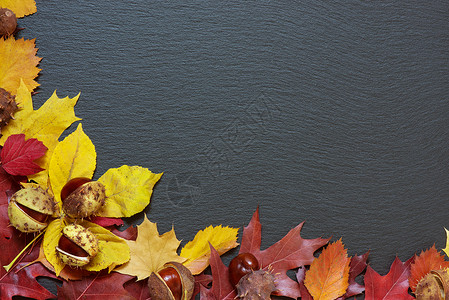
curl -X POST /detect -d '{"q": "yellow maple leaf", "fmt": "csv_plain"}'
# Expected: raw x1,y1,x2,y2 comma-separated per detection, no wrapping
43,219,130,276
0,0,36,18
0,37,41,94
0,80,80,186
97,165,162,218
115,215,185,280
180,225,239,275
48,123,96,206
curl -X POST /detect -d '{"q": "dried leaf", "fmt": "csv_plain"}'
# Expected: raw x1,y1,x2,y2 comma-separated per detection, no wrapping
0,80,80,187
364,257,414,300
97,165,162,218
409,245,449,292
114,215,184,280
181,225,239,275
0,0,36,18
337,251,369,299
1,134,47,175
239,208,329,299
48,123,96,207
0,37,41,94
304,239,350,300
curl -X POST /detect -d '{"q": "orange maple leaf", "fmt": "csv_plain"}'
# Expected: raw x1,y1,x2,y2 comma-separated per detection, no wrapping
304,239,350,300
409,245,449,292
0,37,41,94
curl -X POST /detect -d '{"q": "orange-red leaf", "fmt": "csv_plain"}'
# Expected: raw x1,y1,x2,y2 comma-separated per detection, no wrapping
304,239,350,300
409,245,449,292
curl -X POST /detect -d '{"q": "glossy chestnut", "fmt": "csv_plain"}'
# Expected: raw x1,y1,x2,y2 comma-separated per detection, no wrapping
229,252,260,287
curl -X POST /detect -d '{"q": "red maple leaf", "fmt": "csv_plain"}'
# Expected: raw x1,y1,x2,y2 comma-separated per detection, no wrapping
239,207,329,298
200,244,237,300
409,245,449,292
364,256,414,300
57,271,135,300
1,134,47,176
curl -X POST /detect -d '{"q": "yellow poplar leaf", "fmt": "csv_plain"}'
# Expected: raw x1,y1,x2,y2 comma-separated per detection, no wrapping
49,123,96,207
42,218,65,276
0,37,41,94
79,221,130,272
443,228,449,258
0,0,36,18
180,225,239,275
114,215,184,280
97,165,162,218
304,239,350,300
0,80,81,186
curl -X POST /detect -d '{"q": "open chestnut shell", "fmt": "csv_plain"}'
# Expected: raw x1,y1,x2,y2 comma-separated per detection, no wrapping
148,261,194,300
55,224,99,267
8,186,56,232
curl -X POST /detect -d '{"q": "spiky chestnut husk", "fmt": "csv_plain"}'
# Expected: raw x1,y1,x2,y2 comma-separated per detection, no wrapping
415,268,449,299
236,269,276,300
62,179,106,219
0,8,17,37
0,88,18,133
56,224,99,267
148,261,194,300
8,186,56,232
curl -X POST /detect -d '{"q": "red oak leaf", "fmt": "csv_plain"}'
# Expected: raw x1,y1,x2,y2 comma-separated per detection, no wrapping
364,257,414,300
1,134,47,176
409,245,449,292
123,275,151,300
337,251,369,299
0,204,56,299
57,271,134,300
239,207,330,298
200,244,237,300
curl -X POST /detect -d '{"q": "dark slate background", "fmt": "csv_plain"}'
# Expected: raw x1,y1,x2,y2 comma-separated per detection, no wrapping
15,1,449,298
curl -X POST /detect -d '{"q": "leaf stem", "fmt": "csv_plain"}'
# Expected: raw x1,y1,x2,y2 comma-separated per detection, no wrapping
3,230,45,272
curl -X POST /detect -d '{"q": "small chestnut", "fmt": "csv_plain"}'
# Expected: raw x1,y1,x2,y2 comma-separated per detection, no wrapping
55,224,99,267
61,177,106,219
0,8,17,37
8,186,56,232
148,261,194,300
228,252,260,287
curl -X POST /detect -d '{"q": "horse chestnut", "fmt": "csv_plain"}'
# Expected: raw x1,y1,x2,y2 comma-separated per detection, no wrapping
228,252,260,287
8,186,56,232
148,262,194,300
55,224,99,267
0,8,17,37
61,177,106,219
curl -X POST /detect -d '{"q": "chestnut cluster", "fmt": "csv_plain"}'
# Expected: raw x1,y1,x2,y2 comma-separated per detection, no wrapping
228,253,276,300
7,177,106,268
